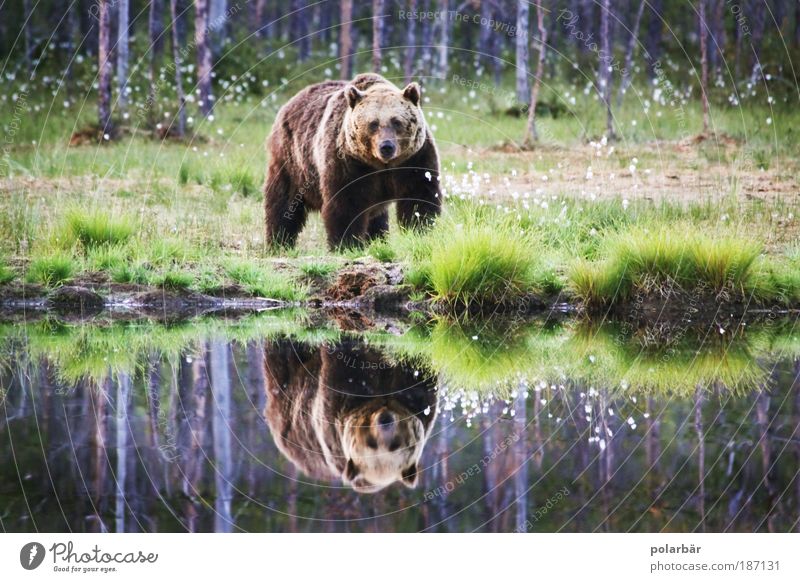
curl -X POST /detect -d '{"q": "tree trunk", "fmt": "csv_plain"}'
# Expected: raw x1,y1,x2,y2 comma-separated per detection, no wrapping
645,0,662,77
209,0,227,60
293,0,310,61
23,0,33,78
115,372,131,533
438,0,450,78
98,0,113,134
516,0,530,104
616,0,646,106
699,0,710,134
694,386,706,532
171,0,187,136
195,0,213,117
116,0,130,111
513,390,528,532
255,0,267,37
479,0,492,67
421,0,434,72
210,341,234,533
796,0,800,48
147,0,160,125
340,0,353,79
749,0,767,85
599,0,615,139
524,1,547,146
372,0,384,72
404,0,418,82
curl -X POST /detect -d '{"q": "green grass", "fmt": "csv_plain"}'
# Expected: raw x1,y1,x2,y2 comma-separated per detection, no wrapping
111,263,150,285
226,261,307,301
25,254,76,287
153,270,194,290
299,261,336,278
86,244,130,272
0,258,14,284
63,209,136,248
388,203,559,308
568,226,766,306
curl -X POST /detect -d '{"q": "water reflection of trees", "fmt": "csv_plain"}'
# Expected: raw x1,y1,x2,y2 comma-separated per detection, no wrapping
0,317,798,532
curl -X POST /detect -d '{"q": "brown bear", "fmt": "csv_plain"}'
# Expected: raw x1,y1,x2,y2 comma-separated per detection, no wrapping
263,338,438,493
263,73,442,249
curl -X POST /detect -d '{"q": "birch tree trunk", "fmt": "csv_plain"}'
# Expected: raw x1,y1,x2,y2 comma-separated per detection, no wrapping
147,0,160,125
404,0,418,83
171,0,187,136
515,0,530,104
98,0,113,134
437,0,450,78
210,340,234,533
372,0,384,72
599,0,615,139
699,0,710,134
23,0,33,78
255,0,267,37
209,0,227,59
195,0,213,117
524,1,547,146
694,386,706,532
340,0,353,79
616,0,646,106
115,372,131,533
116,0,130,112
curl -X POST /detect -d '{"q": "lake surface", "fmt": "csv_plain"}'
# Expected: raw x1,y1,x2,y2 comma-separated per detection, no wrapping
1,313,799,532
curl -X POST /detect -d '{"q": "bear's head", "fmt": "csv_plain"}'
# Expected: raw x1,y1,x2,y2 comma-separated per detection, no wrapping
343,81,426,167
339,398,426,493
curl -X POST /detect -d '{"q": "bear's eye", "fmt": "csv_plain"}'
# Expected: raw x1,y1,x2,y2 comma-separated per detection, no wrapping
368,120,380,133
366,436,378,449
390,118,405,131
389,439,402,452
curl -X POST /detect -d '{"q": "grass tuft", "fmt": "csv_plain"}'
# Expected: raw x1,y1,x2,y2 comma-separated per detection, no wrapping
569,227,764,306
64,209,136,248
153,270,194,290
26,253,76,287
0,258,15,284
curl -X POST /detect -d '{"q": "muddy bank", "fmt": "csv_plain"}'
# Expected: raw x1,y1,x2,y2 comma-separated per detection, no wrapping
2,260,796,324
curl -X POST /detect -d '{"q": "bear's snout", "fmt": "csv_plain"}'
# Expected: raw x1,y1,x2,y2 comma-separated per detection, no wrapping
377,410,396,428
378,139,397,161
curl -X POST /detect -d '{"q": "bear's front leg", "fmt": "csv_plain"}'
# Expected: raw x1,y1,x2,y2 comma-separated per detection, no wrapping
395,145,442,230
322,201,369,250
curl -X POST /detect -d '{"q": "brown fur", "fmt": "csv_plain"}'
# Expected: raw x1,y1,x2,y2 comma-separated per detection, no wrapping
263,339,438,493
264,73,442,249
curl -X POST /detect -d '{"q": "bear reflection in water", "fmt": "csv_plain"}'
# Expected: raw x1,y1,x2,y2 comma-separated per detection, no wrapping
264,339,438,493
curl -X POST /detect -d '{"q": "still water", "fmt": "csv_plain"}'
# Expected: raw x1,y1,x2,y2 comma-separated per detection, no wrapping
1,314,799,532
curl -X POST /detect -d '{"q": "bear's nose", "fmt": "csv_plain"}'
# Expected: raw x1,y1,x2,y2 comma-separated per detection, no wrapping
379,141,396,160
378,411,395,427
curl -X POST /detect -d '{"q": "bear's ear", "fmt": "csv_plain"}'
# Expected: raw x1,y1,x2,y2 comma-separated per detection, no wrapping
402,82,421,107
344,458,360,481
345,85,365,109
401,463,419,488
